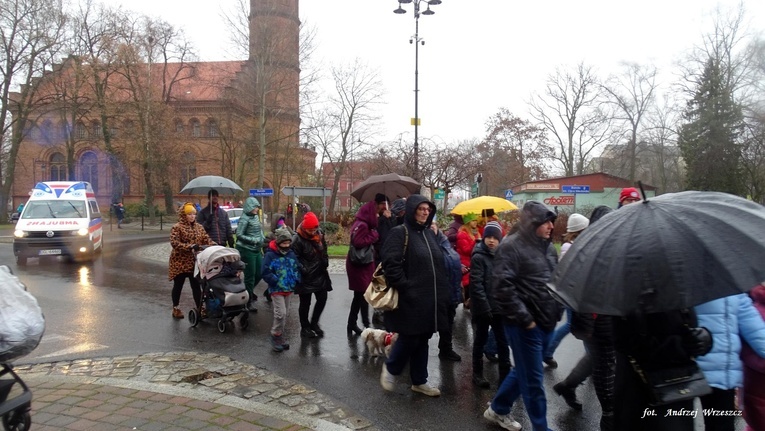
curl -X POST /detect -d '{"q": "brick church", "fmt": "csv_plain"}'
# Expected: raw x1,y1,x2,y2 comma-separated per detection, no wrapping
10,0,313,214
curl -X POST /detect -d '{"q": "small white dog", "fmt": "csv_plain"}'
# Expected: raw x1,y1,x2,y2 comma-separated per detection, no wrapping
361,327,398,358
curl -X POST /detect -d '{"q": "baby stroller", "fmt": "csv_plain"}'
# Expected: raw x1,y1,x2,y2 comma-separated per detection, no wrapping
0,265,44,431
189,246,250,333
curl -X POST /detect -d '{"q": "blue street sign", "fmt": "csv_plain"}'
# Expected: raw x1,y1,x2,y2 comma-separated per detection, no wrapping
249,188,274,197
504,189,514,199
562,185,590,194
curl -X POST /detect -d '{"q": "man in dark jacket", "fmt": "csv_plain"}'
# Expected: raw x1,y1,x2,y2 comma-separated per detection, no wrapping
379,194,451,397
196,189,234,247
484,201,559,431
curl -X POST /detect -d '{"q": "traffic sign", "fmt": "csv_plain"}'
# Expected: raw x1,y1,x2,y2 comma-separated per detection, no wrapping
249,188,274,196
434,189,445,200
561,185,590,194
504,189,514,199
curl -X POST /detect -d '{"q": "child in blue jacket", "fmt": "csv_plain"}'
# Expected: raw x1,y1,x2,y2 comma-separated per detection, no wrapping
262,228,301,352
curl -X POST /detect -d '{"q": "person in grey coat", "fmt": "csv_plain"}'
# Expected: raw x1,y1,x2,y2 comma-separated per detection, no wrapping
379,194,451,397
196,189,234,247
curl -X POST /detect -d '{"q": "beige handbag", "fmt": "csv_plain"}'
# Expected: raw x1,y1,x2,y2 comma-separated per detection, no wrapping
364,264,398,310
364,227,408,311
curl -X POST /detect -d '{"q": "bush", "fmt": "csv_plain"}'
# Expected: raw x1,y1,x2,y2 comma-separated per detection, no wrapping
319,221,339,235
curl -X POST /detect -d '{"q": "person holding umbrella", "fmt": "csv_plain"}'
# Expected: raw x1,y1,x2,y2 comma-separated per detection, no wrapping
483,201,560,431
197,189,234,247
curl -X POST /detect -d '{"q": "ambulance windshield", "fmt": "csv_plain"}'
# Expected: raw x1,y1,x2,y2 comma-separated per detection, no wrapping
22,200,87,219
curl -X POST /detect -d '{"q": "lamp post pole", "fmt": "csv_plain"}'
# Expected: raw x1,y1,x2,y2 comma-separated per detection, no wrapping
394,0,440,181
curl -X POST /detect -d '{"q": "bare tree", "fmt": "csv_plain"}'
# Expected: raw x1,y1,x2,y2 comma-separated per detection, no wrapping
477,108,554,194
306,59,383,213
529,63,614,176
419,138,480,212
0,0,66,222
601,62,658,181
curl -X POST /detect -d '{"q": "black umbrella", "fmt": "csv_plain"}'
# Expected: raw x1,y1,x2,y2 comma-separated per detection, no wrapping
549,191,765,316
350,173,421,203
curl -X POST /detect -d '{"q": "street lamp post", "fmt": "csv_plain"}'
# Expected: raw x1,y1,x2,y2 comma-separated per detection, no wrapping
394,0,441,181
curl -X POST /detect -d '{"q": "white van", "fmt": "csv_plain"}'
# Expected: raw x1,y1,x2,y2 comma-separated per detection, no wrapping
13,181,103,265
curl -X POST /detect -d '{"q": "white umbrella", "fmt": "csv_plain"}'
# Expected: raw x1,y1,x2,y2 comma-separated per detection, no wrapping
179,175,243,195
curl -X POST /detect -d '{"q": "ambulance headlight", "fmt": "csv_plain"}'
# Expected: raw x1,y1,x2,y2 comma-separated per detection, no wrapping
76,228,89,236
14,230,27,238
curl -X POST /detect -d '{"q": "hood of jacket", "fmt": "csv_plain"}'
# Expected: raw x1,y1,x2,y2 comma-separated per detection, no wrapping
354,200,379,229
242,197,260,214
517,201,556,239
404,194,436,232
589,205,613,225
176,203,196,225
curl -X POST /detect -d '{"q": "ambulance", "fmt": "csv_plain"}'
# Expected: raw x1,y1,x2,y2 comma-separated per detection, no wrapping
13,181,103,265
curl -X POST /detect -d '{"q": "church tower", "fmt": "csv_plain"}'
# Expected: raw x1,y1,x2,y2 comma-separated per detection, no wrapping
248,0,300,144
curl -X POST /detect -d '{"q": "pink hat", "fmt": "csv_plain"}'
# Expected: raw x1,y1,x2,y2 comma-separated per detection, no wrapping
619,187,640,203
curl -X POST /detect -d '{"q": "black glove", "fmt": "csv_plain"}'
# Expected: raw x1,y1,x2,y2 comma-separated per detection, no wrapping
685,327,713,357
190,244,200,251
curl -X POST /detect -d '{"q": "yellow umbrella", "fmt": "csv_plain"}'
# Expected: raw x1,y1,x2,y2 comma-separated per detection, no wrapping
451,196,518,216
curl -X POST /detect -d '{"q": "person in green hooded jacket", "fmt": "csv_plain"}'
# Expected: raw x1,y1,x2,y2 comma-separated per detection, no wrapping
236,197,266,311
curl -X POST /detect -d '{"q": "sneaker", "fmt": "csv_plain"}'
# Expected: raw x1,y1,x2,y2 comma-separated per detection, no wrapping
543,357,558,369
172,307,184,319
553,382,583,411
301,328,318,338
280,335,290,350
438,350,462,361
411,384,441,397
200,307,208,319
380,364,395,391
472,374,490,389
270,334,284,352
483,406,521,431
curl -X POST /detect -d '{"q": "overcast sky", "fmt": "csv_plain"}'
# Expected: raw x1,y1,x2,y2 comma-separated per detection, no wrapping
116,0,765,147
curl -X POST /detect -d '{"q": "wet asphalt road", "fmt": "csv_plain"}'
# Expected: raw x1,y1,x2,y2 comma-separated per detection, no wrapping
2,233,742,430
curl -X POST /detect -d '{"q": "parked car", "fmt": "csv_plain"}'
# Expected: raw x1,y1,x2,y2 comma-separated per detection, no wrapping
225,208,243,230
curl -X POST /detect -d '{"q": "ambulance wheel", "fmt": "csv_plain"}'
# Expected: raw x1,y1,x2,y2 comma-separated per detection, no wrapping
240,314,249,330
217,319,226,333
16,256,27,266
188,309,199,327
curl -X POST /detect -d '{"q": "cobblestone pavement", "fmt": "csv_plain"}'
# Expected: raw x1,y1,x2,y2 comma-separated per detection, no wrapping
14,352,372,430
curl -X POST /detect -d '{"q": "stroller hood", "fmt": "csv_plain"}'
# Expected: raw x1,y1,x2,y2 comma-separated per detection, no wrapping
195,246,241,279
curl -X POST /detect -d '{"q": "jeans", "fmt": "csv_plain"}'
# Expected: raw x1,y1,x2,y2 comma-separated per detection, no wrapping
385,333,432,386
544,307,571,359
438,305,457,352
492,324,551,431
472,315,510,374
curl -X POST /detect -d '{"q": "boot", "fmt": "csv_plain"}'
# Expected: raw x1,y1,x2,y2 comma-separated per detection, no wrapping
310,323,324,337
472,373,490,388
270,334,284,352
172,307,184,319
553,382,582,411
347,324,363,337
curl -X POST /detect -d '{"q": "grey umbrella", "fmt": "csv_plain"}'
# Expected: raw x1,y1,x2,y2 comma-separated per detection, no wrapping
350,173,421,203
549,191,765,316
179,175,243,195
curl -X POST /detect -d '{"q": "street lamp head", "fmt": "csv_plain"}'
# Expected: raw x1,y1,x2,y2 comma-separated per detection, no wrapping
394,6,407,14
428,0,442,5
399,0,413,3
421,5,435,15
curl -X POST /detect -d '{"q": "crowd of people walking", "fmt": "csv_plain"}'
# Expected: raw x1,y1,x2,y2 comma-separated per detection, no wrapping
166,186,765,431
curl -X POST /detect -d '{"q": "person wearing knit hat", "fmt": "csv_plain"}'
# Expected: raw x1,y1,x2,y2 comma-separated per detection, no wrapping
544,213,589,379
263,226,301,352
618,187,640,207
482,221,504,242
455,212,482,334
293,211,332,338
469,218,511,388
168,202,214,319
236,197,266,311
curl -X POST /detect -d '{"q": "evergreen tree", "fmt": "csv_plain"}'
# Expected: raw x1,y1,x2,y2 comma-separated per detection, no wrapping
678,58,745,195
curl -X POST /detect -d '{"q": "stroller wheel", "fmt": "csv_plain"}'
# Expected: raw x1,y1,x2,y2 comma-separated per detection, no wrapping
217,319,226,333
188,309,199,327
240,314,249,330
3,409,31,431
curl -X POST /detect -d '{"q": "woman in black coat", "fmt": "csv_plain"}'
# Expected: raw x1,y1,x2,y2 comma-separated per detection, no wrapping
379,195,451,397
291,212,332,338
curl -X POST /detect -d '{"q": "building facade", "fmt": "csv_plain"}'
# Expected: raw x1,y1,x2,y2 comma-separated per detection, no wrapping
509,172,657,213
10,0,311,214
